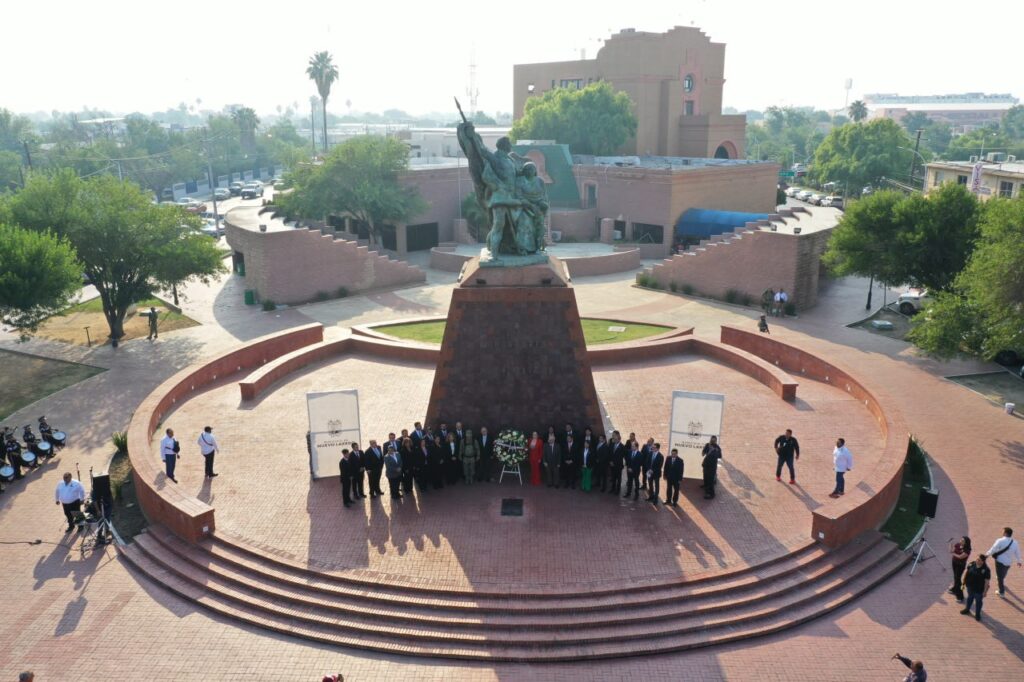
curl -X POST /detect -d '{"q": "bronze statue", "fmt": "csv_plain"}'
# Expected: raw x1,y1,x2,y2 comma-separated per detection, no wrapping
455,98,549,265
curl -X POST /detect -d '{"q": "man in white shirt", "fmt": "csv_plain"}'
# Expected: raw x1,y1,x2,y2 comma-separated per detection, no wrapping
54,472,85,533
987,527,1023,597
829,437,853,498
160,428,179,483
197,426,219,478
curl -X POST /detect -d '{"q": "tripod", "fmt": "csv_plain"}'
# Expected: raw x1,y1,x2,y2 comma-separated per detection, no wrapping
79,500,113,558
909,517,938,575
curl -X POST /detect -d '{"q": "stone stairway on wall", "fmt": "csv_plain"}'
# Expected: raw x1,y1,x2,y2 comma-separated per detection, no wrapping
119,525,908,662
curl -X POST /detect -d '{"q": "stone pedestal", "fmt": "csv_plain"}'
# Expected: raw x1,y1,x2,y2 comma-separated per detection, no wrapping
426,256,603,433
599,218,615,244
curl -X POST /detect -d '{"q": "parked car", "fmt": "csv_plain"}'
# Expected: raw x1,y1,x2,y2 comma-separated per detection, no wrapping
822,195,844,209
229,181,245,196
176,197,207,213
796,190,815,202
200,221,220,239
862,186,875,196
809,193,826,205
785,186,801,197
161,188,174,202
241,182,264,199
272,178,287,189
213,188,230,201
896,288,933,315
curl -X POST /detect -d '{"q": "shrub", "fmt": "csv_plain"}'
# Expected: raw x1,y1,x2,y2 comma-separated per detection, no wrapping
724,289,741,304
261,298,277,311
907,438,927,477
112,431,128,454
314,290,330,302
335,286,348,299
669,281,678,293
741,293,753,306
681,283,695,295
784,302,797,316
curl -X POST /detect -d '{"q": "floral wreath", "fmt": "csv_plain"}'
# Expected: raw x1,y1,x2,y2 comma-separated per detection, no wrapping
494,429,527,466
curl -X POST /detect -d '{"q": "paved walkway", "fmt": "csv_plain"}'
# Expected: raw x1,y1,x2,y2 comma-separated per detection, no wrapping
0,268,1021,681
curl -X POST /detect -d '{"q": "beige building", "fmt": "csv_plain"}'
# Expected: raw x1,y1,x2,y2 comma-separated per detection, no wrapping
513,26,745,159
925,159,1024,200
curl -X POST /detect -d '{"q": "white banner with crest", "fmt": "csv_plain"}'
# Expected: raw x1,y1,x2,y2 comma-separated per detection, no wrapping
306,389,361,479
668,390,725,480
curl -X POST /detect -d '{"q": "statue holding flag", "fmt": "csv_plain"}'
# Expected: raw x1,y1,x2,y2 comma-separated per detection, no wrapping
455,98,548,265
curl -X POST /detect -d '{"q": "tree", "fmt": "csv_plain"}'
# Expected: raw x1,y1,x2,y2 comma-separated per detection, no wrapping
4,171,226,340
1000,104,1024,140
231,106,260,150
306,51,339,153
822,190,907,287
811,119,914,194
461,193,488,241
0,223,81,336
510,81,637,155
847,100,868,122
275,136,426,247
908,196,1024,359
945,126,1011,160
823,185,981,294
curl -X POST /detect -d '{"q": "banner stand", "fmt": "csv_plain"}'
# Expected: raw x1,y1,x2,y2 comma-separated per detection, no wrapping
306,389,362,479
668,390,725,480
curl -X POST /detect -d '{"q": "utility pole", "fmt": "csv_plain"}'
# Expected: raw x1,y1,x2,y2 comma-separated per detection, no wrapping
204,128,220,235
22,140,33,171
908,129,923,188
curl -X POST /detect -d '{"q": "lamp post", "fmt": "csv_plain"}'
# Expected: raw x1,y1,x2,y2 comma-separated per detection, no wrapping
897,144,927,191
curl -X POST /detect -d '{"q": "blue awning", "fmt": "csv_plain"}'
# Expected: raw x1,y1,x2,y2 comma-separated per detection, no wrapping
675,209,770,240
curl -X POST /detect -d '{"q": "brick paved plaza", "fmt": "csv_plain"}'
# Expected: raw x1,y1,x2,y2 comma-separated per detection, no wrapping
1,266,1022,680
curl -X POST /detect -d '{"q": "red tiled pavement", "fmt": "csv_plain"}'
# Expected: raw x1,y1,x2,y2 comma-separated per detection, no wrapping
0,270,1021,680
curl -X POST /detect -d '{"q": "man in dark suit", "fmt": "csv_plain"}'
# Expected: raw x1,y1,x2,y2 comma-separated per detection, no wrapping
608,431,626,494
562,433,579,488
701,436,723,499
542,434,562,488
593,434,610,492
437,423,450,442
560,423,577,451
385,432,401,460
363,440,384,498
640,437,655,495
411,422,427,448
384,445,403,499
477,426,494,482
454,421,465,442
624,442,644,500
663,448,684,506
338,449,354,508
349,442,365,500
646,443,664,504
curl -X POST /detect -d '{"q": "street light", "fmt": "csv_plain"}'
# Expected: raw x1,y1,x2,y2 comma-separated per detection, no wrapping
897,145,928,189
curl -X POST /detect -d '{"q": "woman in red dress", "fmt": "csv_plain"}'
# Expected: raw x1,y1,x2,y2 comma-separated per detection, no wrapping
528,431,544,485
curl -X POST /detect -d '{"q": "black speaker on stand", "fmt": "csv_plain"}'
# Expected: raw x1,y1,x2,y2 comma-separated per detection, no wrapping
910,488,938,575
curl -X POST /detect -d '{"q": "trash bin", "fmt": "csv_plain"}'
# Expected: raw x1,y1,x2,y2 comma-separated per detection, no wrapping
244,289,255,306
1006,402,1016,416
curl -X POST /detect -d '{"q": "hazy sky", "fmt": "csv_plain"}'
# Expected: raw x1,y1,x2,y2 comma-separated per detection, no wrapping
4,0,1021,118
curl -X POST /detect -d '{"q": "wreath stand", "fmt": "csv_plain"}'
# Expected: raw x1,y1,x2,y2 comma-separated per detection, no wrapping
499,461,523,485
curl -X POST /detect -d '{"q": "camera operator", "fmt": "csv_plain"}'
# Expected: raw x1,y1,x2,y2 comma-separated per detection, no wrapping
892,653,926,681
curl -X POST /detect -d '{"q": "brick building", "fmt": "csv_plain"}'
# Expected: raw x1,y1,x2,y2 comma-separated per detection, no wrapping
513,26,746,158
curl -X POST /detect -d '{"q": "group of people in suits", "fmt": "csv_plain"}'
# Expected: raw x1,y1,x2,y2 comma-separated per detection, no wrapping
336,420,728,509
531,426,722,505
337,421,501,506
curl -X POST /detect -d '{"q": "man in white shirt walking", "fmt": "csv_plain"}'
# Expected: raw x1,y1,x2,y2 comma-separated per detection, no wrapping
54,472,85,533
829,437,853,498
987,527,1022,597
160,428,179,483
197,426,219,478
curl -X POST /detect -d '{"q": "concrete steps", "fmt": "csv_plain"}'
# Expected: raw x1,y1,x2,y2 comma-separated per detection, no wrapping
119,527,908,661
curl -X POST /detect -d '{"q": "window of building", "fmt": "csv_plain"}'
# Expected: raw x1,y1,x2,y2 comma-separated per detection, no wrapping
632,223,664,244
559,78,584,89
684,100,695,116
999,180,1014,198
956,175,968,185
932,171,942,186
683,74,695,92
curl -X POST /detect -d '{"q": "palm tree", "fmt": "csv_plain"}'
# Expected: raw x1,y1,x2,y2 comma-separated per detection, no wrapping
306,51,339,153
231,107,260,150
848,100,868,123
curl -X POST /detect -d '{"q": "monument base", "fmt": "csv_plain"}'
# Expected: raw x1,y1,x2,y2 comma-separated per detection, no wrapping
427,256,604,433
477,247,550,268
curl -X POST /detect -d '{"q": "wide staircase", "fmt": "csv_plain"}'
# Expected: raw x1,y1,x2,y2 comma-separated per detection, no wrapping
119,526,909,661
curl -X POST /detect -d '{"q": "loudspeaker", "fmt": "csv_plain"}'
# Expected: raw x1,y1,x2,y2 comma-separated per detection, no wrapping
917,488,938,518
91,473,112,501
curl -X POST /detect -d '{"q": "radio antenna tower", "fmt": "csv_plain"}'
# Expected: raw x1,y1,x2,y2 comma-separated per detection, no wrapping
466,45,480,119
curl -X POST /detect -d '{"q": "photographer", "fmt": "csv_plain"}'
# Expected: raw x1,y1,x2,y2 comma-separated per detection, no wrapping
892,653,926,682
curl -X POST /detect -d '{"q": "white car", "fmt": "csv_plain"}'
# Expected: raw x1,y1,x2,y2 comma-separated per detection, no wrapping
797,190,815,202
785,186,801,197
809,193,826,205
822,195,844,209
896,288,933,315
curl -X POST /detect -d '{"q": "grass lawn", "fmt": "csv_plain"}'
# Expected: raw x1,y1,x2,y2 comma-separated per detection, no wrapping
377,318,672,345
848,307,912,341
107,450,148,541
0,349,105,420
880,439,932,549
947,371,1024,410
36,297,199,346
